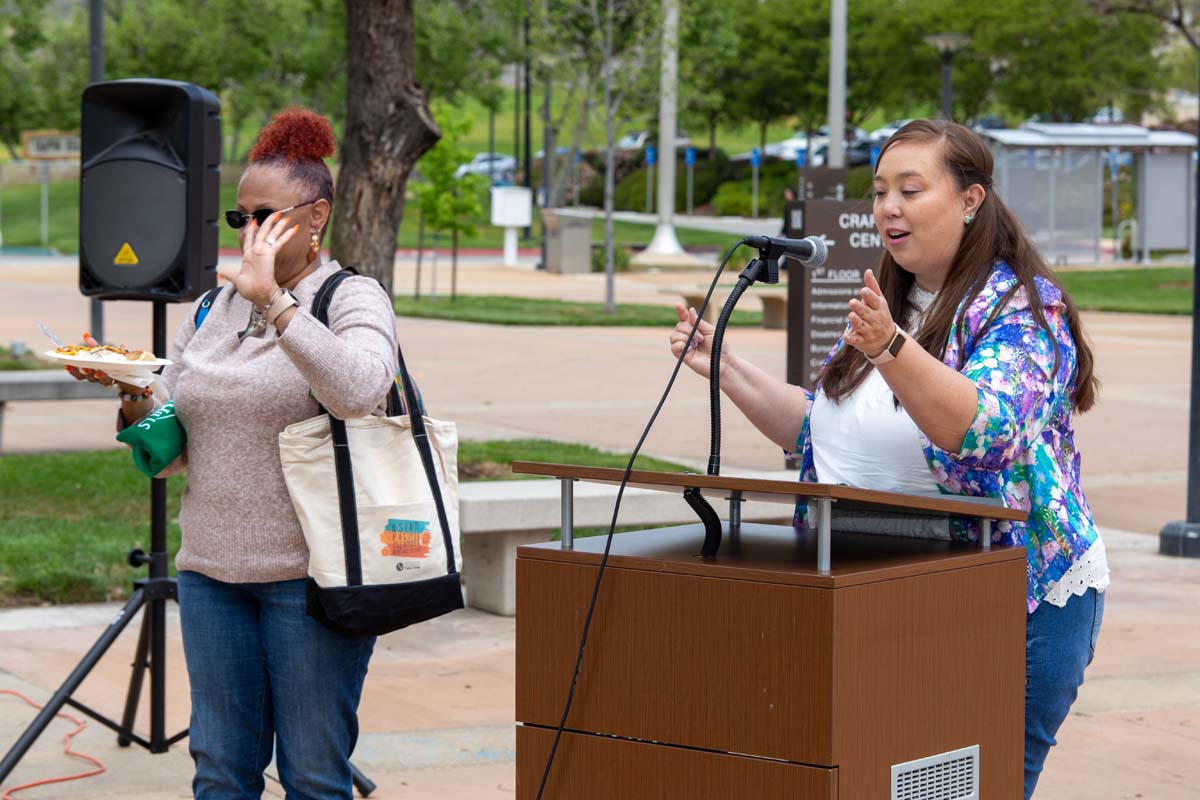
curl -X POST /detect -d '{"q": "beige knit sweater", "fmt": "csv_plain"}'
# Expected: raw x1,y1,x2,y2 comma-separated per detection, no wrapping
151,261,398,583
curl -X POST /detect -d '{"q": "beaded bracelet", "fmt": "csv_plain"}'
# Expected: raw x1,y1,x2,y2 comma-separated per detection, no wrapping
118,387,153,403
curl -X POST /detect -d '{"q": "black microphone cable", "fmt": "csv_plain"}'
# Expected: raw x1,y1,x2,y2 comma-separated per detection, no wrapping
534,238,749,799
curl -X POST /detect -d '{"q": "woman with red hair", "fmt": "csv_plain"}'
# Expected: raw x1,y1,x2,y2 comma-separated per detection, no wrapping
72,108,398,798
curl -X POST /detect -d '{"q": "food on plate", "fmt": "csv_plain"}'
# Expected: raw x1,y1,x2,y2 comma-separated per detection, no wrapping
54,335,158,363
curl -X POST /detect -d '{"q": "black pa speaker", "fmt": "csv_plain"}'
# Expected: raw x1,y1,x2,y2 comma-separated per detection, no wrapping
79,79,220,301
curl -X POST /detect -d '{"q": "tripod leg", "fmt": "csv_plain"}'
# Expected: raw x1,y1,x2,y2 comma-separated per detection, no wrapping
351,763,376,797
0,589,147,784
117,605,153,747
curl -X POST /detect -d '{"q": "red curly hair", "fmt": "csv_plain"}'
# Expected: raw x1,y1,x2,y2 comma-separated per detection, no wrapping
246,107,336,206
249,107,336,163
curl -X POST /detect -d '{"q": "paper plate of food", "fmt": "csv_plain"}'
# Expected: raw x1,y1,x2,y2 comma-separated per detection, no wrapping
45,343,172,383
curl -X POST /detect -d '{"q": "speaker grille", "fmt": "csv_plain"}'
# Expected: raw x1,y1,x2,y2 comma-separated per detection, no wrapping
891,744,978,800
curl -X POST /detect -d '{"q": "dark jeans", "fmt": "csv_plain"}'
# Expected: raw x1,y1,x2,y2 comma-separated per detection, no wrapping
177,571,375,799
1024,586,1105,798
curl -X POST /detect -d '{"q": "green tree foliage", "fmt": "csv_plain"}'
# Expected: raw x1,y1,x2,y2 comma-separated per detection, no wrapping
415,0,516,103
678,0,740,157
412,105,487,242
984,0,1167,121
0,0,512,163
720,0,826,153
0,1,87,155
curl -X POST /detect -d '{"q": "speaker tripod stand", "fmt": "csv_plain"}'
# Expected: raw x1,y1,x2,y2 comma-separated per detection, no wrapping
0,302,376,798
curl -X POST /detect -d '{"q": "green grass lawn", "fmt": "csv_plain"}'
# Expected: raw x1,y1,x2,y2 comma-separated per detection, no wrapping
394,294,763,326
0,345,52,371
0,178,745,255
1056,267,1192,315
0,441,691,606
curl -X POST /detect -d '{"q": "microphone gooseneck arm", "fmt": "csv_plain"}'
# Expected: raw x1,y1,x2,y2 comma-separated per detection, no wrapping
707,254,779,477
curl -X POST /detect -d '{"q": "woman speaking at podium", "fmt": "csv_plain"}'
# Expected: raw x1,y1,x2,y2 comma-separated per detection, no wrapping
670,119,1107,799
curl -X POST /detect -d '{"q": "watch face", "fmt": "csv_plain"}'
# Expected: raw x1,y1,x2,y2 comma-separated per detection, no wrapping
889,330,906,356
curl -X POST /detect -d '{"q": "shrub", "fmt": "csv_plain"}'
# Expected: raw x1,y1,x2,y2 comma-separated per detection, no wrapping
591,243,632,272
600,149,732,212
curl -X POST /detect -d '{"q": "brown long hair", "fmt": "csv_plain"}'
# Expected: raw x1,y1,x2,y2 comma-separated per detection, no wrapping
820,120,1097,413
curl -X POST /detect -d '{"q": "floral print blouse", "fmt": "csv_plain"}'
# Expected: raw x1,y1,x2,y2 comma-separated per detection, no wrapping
792,261,1099,612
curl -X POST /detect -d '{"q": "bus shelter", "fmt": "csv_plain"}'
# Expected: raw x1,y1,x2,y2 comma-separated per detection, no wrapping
981,123,1196,264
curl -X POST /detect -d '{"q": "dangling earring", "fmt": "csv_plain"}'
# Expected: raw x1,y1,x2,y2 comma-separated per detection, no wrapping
964,214,974,225
307,232,320,264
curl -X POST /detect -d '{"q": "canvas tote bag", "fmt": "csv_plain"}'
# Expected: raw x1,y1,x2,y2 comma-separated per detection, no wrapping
278,269,464,637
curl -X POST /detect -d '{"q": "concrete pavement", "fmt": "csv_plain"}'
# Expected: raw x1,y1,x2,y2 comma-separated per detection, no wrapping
1,253,1197,798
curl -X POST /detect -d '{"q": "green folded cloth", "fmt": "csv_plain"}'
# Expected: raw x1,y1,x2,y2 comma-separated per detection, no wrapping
116,400,187,478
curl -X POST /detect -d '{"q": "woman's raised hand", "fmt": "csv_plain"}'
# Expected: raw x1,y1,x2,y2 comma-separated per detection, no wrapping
845,269,897,358
668,303,731,378
218,212,299,308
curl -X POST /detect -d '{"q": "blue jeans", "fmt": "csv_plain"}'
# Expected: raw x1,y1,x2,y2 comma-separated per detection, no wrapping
1024,587,1104,798
177,571,375,800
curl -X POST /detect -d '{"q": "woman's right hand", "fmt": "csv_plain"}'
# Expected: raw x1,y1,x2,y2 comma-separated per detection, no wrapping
669,303,732,379
63,333,143,396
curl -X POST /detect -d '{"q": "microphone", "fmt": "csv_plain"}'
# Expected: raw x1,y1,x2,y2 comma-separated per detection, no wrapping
743,234,828,267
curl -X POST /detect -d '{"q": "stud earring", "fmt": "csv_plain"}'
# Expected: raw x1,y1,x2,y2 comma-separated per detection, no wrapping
964,214,974,225
307,233,320,264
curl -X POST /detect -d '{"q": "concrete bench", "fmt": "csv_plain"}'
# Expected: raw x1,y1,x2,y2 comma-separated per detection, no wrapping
661,286,788,329
0,370,112,450
458,477,794,615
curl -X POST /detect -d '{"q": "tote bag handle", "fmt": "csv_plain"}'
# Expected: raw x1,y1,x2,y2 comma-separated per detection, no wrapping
311,269,459,586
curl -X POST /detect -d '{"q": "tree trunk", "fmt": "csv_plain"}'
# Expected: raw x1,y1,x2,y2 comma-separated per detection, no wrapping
708,118,716,160
331,0,440,297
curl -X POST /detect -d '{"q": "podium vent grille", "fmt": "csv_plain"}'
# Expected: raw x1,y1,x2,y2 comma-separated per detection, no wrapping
891,744,979,800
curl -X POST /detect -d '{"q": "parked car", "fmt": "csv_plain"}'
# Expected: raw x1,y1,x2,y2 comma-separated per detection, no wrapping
533,145,571,160
868,119,915,143
810,138,873,167
1087,108,1125,125
455,152,518,183
616,130,692,150
766,125,868,163
969,115,1008,132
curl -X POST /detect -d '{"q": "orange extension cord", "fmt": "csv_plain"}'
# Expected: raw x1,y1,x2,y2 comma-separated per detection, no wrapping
0,690,106,800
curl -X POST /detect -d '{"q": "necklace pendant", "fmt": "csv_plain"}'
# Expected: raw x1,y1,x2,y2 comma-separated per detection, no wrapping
237,314,268,342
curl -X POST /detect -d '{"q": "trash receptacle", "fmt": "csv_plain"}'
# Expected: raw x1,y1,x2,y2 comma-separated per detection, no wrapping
542,209,592,274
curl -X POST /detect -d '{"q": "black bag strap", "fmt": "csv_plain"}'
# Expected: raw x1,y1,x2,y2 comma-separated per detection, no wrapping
394,341,458,574
312,268,458,582
194,285,225,329
309,268,365,583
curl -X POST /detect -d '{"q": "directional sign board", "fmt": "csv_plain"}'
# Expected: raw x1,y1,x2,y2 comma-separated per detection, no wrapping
21,130,81,160
795,167,847,202
784,199,885,388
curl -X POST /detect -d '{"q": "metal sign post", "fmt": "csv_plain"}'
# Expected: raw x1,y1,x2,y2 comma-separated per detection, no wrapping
750,147,761,219
685,146,695,215
645,145,656,214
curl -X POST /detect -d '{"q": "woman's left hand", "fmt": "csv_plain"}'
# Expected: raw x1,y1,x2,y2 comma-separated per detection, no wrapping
845,269,897,359
218,212,298,308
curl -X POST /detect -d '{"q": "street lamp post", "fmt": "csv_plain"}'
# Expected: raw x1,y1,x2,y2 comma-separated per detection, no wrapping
923,33,970,121
1159,66,1200,559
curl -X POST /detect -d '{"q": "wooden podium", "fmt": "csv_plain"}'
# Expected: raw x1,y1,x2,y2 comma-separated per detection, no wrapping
512,463,1028,799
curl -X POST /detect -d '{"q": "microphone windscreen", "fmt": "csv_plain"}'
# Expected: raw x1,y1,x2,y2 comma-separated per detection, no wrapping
806,236,828,267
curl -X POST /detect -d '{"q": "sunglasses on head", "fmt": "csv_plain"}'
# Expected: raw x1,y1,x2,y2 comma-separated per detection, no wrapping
224,198,319,229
